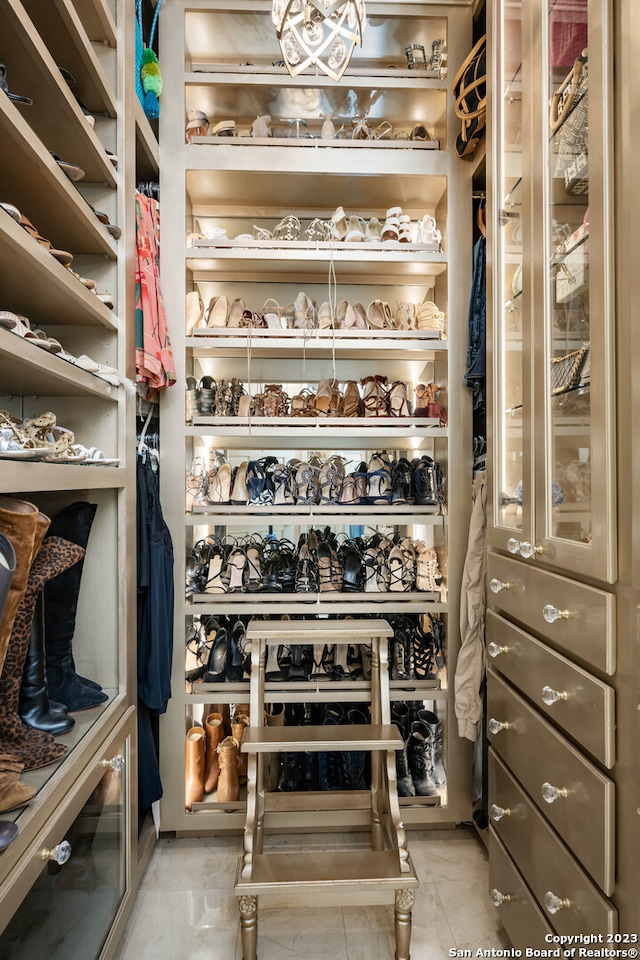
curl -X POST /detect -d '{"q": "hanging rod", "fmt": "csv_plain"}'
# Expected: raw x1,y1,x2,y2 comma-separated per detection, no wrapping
472,191,486,199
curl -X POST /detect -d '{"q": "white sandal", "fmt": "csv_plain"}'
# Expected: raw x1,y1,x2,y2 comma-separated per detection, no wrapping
345,215,367,242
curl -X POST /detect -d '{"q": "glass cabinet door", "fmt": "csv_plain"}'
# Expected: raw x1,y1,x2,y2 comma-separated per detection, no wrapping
490,0,530,548
540,0,615,582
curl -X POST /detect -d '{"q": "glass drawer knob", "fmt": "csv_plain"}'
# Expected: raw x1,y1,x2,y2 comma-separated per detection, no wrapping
489,717,512,735
491,888,513,907
490,803,511,821
489,578,511,594
544,891,570,914
506,538,521,554
520,541,542,559
541,685,568,705
542,781,568,804
543,604,570,623
41,840,72,865
488,641,510,658
101,754,125,773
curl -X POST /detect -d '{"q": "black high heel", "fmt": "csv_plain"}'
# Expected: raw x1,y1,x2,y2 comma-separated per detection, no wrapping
203,625,228,682
227,620,247,682
391,457,413,504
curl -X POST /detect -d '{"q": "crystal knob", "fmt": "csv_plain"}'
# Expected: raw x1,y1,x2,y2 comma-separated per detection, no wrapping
490,803,511,821
489,578,512,594
542,781,569,804
488,717,512,735
541,685,568,705
506,538,521,554
488,641,510,658
491,888,513,907
544,891,570,914
41,840,72,865
520,541,542,559
100,754,125,773
543,604,570,623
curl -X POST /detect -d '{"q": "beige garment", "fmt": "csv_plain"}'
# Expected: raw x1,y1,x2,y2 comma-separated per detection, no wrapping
455,472,487,740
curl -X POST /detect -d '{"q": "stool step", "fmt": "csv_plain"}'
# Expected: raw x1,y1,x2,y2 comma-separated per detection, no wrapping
245,617,393,643
264,790,372,812
236,849,418,894
243,723,400,752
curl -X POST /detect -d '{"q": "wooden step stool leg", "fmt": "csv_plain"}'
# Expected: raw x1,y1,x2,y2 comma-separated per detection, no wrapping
394,888,415,960
238,895,258,960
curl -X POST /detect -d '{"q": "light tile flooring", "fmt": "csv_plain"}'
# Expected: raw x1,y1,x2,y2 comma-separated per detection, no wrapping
114,827,510,960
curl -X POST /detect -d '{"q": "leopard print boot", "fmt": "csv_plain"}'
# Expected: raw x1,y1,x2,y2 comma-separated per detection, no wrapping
0,535,85,769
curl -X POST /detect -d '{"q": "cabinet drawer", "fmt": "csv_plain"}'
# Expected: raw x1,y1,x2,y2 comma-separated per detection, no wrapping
487,670,615,894
489,750,617,935
489,828,554,949
487,553,615,674
486,610,615,767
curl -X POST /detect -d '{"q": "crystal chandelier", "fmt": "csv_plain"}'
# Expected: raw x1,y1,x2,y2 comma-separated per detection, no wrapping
272,0,366,82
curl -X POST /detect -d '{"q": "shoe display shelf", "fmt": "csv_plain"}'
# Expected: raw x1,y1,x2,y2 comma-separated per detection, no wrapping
0,0,143,956
158,0,475,836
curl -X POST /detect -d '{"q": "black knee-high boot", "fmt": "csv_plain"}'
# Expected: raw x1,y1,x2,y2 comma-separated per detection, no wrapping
19,595,75,735
44,502,108,711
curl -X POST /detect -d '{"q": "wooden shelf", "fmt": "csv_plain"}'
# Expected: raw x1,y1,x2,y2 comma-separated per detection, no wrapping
187,505,446,525
0,460,126,494
0,0,117,185
65,0,116,47
0,211,117,329
135,99,160,178
0,95,117,258
188,330,447,360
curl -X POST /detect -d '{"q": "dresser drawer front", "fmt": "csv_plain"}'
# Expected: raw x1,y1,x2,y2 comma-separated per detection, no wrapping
487,610,615,767
487,670,615,894
489,828,554,948
489,750,617,935
487,554,615,674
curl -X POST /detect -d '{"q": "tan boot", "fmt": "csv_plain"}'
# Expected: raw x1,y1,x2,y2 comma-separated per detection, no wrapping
0,752,35,813
232,715,249,783
203,712,224,792
185,726,205,810
204,702,232,737
217,736,240,801
0,496,40,675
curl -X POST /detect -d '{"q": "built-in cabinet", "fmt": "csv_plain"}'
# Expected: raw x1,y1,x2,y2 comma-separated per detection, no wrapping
0,0,152,955
486,0,636,941
159,0,476,834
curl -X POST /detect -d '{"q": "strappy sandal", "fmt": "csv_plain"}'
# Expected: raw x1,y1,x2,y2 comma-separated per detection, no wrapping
18,214,73,266
230,461,249,503
373,121,393,140
380,208,401,245
293,291,317,329
273,215,301,241
345,215,367,242
366,300,393,329
361,374,389,417
315,378,340,417
366,453,393,504
339,539,365,592
290,388,317,416
273,463,296,505
352,116,372,140
387,380,412,417
262,298,288,330
210,119,236,137
340,380,361,417
185,109,209,143
387,544,412,592
304,218,330,241
262,384,289,417
186,456,209,507
295,461,320,505
319,456,345,503
336,300,364,330
416,299,446,332
415,543,443,592
329,206,348,241
253,225,273,241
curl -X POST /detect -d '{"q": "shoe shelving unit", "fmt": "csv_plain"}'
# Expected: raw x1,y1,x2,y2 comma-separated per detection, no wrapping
159,0,475,834
0,0,146,956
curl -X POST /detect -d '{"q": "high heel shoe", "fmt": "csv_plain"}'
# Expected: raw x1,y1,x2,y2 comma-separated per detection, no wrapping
273,462,296,505
227,621,246,682
186,291,205,334
315,379,340,417
361,375,389,416
413,456,445,505
185,620,208,682
208,460,232,503
295,461,320,504
263,298,288,329
391,457,413,504
329,206,348,241
317,301,334,329
387,380,412,417
293,291,317,329
319,456,345,503
366,300,393,329
366,453,393,504
230,461,249,503
340,380,361,417
226,547,247,593
205,295,228,328
227,297,246,328
388,544,411,592
185,109,209,143
245,542,264,593
203,624,228,682
415,543,443,593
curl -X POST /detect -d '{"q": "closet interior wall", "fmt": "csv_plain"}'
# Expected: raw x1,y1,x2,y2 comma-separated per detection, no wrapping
158,0,477,835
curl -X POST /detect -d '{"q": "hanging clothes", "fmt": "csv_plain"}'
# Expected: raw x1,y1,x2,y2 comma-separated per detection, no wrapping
454,471,487,741
135,190,176,391
136,443,174,816
464,234,486,411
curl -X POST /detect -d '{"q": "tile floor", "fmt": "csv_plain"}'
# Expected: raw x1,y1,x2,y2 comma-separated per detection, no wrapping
113,827,510,960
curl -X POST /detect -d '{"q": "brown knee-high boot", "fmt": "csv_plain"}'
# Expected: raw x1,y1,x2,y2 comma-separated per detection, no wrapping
232,713,249,784
185,726,205,809
203,712,224,793
0,496,40,675
0,527,85,769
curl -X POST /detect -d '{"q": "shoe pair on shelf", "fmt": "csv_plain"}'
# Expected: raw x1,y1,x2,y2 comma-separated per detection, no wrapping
184,530,444,598
0,410,118,463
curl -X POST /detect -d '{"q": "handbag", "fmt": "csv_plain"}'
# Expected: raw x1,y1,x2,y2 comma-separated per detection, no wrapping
550,342,590,396
135,0,164,119
550,50,588,195
451,35,486,158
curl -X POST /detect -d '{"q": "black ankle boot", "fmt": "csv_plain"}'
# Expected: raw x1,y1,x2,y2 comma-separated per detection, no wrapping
408,720,437,797
392,720,415,797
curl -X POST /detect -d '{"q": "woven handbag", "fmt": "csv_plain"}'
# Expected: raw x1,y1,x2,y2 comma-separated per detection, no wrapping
550,50,588,195
550,342,590,396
